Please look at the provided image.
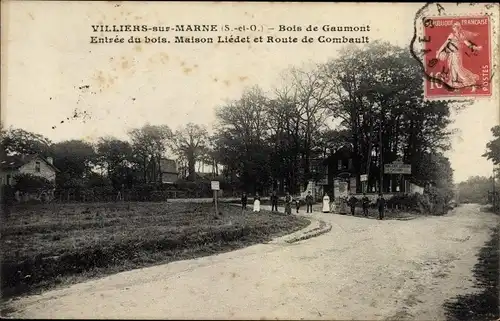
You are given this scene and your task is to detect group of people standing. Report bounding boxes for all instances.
[241,190,386,220]
[241,190,315,215]
[326,193,386,220]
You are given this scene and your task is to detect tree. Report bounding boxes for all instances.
[96,137,134,189]
[1,127,53,157]
[214,86,272,193]
[128,124,172,184]
[52,140,97,188]
[13,173,54,193]
[198,141,220,176]
[276,65,332,185]
[321,41,461,192]
[171,123,209,181]
[483,126,500,165]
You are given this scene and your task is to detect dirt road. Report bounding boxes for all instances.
[3,204,498,320]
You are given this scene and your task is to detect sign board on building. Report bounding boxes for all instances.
[384,160,411,174]
[360,174,368,182]
[211,181,220,190]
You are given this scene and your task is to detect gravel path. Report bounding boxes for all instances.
[3,204,497,320]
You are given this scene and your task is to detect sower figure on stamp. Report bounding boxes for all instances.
[284,192,292,215]
[361,193,370,217]
[376,193,386,220]
[436,21,482,91]
[305,191,313,213]
[270,190,278,212]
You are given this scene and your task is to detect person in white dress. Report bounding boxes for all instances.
[322,193,330,213]
[253,193,261,212]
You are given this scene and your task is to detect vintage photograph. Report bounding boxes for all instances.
[1,2,499,320]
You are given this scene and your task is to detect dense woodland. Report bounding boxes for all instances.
[3,41,499,203]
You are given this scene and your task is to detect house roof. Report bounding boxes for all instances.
[0,154,60,172]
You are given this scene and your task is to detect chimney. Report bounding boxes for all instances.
[46,157,53,165]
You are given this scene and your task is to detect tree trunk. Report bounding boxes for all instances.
[143,156,147,183]
[187,152,196,181]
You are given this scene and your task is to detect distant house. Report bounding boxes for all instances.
[0,154,60,202]
[0,154,59,186]
[159,158,178,184]
[322,144,419,196]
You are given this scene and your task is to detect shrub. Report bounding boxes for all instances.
[425,185,450,215]
[174,179,211,197]
[386,193,431,213]
[385,188,449,215]
[13,174,54,194]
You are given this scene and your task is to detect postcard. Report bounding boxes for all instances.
[1,2,499,320]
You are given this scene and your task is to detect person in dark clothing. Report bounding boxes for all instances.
[348,194,357,216]
[376,193,386,220]
[270,191,278,212]
[361,193,370,217]
[295,197,300,213]
[305,191,313,213]
[241,192,248,210]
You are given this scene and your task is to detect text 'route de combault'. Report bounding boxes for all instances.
[90,24,371,45]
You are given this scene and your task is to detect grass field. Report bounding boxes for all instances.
[0,202,310,300]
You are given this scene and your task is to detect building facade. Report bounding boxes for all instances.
[0,154,58,186]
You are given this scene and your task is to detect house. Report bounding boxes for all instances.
[322,144,419,198]
[0,154,59,186]
[159,158,178,184]
[322,144,358,196]
[0,154,59,202]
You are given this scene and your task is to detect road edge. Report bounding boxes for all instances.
[227,203,332,244]
[285,219,332,243]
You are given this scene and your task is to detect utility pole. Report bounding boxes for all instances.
[493,168,497,212]
[365,121,374,194]
[378,103,385,194]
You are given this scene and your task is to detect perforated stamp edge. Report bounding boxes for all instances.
[412,3,499,103]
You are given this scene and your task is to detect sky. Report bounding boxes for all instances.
[2,2,498,183]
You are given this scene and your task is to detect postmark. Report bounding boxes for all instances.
[410,3,498,101]
[423,16,492,99]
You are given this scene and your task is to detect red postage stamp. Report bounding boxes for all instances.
[423,15,492,99]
